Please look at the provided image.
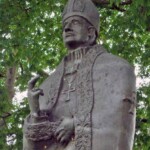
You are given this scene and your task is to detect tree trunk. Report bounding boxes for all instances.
[0,67,16,131]
[5,67,16,101]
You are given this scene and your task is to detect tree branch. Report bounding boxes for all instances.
[110,4,126,12]
[19,63,24,75]
[92,0,133,6]
[0,113,11,128]
[120,0,132,5]
[37,70,49,78]
[92,0,109,5]
[0,73,5,78]
[0,112,11,118]
[92,0,133,12]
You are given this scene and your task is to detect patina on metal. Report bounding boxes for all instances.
[23,0,136,149]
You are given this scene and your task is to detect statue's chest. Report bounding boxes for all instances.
[52,61,80,119]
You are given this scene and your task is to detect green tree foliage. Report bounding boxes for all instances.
[0,0,150,149]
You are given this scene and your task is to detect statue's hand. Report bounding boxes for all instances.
[55,117,74,144]
[28,75,44,117]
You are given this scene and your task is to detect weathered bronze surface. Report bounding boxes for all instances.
[23,0,136,149]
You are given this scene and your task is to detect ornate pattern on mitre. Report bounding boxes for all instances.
[73,0,85,12]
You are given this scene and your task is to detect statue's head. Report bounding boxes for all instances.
[62,0,100,50]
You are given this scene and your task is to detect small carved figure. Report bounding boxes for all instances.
[23,0,136,149]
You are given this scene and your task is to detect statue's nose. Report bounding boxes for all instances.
[64,22,72,32]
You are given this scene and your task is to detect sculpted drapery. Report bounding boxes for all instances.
[23,0,136,149]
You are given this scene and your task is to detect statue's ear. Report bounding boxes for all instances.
[88,26,96,45]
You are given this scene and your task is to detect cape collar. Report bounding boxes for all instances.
[64,44,102,62]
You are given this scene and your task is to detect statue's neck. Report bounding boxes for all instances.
[65,46,89,63]
[63,47,88,75]
[66,44,100,62]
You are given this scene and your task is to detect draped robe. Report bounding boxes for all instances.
[23,45,136,150]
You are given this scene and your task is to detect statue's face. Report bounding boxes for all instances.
[63,16,90,50]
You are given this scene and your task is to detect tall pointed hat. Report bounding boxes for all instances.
[62,0,100,35]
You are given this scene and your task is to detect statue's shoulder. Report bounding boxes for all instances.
[95,46,134,70]
[93,46,135,83]
[93,47,136,94]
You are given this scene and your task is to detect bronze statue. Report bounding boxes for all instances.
[23,0,136,149]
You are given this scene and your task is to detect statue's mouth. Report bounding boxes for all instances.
[65,32,74,37]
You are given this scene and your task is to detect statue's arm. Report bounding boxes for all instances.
[108,61,136,112]
[23,75,58,148]
[92,57,136,149]
[112,63,136,149]
[23,75,74,148]
[27,75,44,122]
[115,63,136,105]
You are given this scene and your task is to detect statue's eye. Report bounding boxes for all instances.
[72,20,80,25]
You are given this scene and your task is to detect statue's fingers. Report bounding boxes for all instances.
[32,88,44,96]
[33,89,43,96]
[60,135,68,144]
[32,88,40,92]
[60,137,65,143]
[55,127,64,136]
[28,75,40,90]
[57,130,65,141]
